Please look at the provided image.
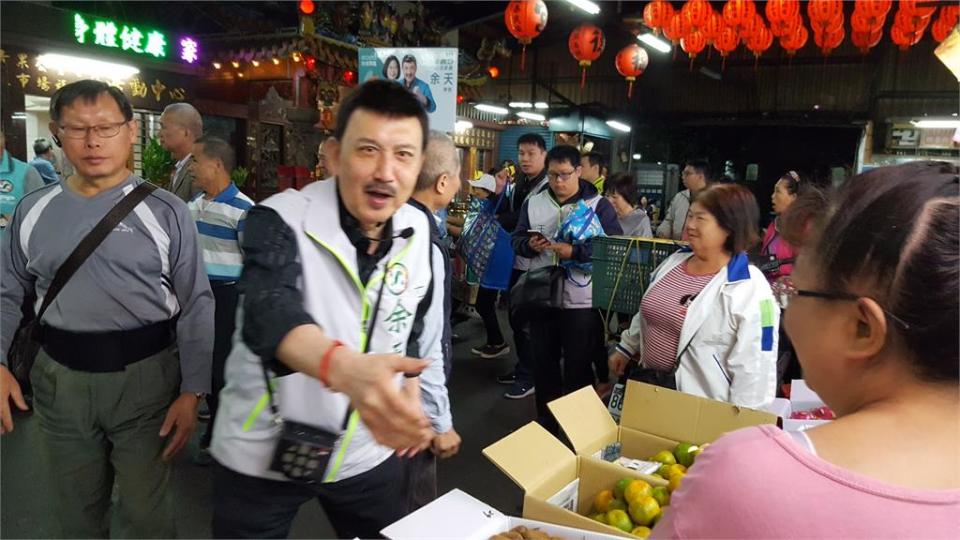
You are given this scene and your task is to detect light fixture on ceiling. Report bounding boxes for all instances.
[231,60,240,68]
[509,101,533,108]
[455,120,474,133]
[638,32,671,54]
[12,112,26,120]
[474,103,509,115]
[518,111,546,121]
[606,120,631,133]
[534,102,549,109]
[632,153,642,160]
[251,60,260,67]
[565,0,601,15]
[911,119,960,129]
[698,67,721,81]
[36,53,139,79]
[237,72,245,78]
[212,61,222,70]
[272,57,280,65]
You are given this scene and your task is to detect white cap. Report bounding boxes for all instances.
[469,173,496,193]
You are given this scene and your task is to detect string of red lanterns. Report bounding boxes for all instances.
[496,0,954,98]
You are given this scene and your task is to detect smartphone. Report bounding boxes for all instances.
[526,230,547,241]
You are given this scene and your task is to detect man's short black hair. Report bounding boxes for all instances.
[517,133,546,151]
[33,138,53,155]
[684,158,710,178]
[195,135,236,173]
[49,79,133,123]
[583,151,606,170]
[402,54,417,66]
[334,79,429,150]
[546,144,581,168]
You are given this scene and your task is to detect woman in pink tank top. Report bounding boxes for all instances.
[653,161,960,538]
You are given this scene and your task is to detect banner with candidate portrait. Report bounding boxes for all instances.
[358,48,458,133]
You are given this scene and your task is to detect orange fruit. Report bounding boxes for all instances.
[668,471,685,493]
[606,509,634,532]
[631,526,652,538]
[628,495,661,527]
[615,477,634,500]
[673,442,699,467]
[649,450,677,465]
[590,512,608,524]
[651,485,671,507]
[624,479,653,505]
[665,464,687,478]
[593,489,615,513]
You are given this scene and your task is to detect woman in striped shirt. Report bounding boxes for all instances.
[610,184,779,408]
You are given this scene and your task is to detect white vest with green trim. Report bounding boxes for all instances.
[211,179,434,483]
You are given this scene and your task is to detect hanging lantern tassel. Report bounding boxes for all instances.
[520,41,529,71]
[626,77,636,98]
[579,60,590,88]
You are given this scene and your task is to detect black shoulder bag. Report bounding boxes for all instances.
[6,182,157,395]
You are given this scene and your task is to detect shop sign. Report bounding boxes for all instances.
[2,48,193,110]
[72,12,200,64]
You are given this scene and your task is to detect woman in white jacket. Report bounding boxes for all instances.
[609,184,779,409]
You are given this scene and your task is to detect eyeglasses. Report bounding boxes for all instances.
[58,121,129,139]
[547,170,576,181]
[773,277,911,331]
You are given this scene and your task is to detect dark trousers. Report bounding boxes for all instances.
[201,282,239,448]
[507,269,534,385]
[530,307,606,435]
[212,456,405,539]
[475,286,505,345]
[402,451,438,513]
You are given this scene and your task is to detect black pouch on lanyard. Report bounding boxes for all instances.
[265,268,389,484]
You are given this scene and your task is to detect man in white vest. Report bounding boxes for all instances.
[511,144,622,435]
[210,80,438,538]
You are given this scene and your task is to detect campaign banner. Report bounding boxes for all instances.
[358,47,457,133]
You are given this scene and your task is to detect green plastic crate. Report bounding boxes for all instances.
[592,236,686,314]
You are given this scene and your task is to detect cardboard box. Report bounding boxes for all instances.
[483,422,667,539]
[783,379,833,431]
[382,488,623,540]
[548,382,778,467]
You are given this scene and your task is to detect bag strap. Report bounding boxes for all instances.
[261,259,390,431]
[490,190,508,214]
[35,181,157,324]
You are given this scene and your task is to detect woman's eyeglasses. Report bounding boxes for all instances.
[773,277,910,331]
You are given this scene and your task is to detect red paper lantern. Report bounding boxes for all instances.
[766,0,799,22]
[681,30,707,67]
[681,0,712,35]
[723,0,757,32]
[890,24,917,50]
[931,15,952,43]
[714,24,740,69]
[643,0,675,35]
[942,5,960,28]
[894,8,932,35]
[900,0,937,20]
[615,44,649,98]
[703,10,724,45]
[568,23,606,88]
[298,0,315,15]
[850,10,875,34]
[766,0,800,36]
[740,13,766,41]
[852,27,884,53]
[505,0,548,70]
[808,0,842,34]
[814,26,845,55]
[854,0,892,28]
[746,25,774,58]
[663,12,686,46]
[487,66,501,79]
[780,23,809,56]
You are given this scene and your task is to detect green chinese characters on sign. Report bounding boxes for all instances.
[74,13,167,58]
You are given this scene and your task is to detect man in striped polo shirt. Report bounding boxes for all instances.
[187,135,253,463]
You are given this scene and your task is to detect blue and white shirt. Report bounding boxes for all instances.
[188,183,254,282]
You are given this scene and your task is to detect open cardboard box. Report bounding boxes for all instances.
[382,488,623,540]
[483,422,667,539]
[547,382,778,467]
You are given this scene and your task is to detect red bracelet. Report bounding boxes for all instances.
[319,340,344,387]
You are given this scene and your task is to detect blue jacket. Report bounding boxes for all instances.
[404,77,436,113]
